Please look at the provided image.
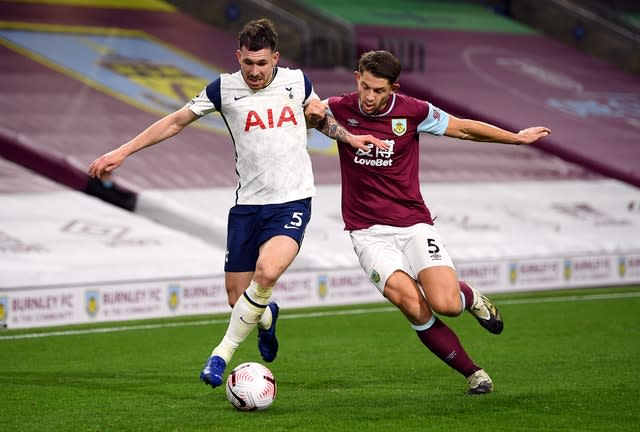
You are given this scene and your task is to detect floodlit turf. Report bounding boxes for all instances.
[1,286,639,431]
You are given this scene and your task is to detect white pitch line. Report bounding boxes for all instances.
[497,291,640,305]
[1,291,638,341]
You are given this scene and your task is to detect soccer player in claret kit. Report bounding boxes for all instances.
[309,50,550,394]
[88,19,385,389]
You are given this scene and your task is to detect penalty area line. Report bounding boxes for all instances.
[1,290,638,341]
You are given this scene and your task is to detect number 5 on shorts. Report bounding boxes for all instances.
[284,212,304,230]
[427,238,440,254]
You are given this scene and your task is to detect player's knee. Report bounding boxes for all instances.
[429,291,463,316]
[383,286,423,322]
[253,266,281,288]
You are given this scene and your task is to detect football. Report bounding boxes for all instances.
[225,362,277,411]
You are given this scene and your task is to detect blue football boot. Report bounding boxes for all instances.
[199,355,226,388]
[258,302,280,362]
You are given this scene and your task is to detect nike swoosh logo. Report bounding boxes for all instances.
[234,95,248,101]
[283,224,300,230]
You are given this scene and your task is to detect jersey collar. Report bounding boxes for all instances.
[358,92,397,117]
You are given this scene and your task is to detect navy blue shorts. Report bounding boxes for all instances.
[224,198,312,272]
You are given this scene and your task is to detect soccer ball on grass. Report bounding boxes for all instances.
[225,362,277,411]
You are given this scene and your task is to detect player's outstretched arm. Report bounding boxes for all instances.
[88,106,199,179]
[444,116,551,145]
[515,126,552,144]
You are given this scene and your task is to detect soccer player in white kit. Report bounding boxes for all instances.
[310,50,551,394]
[88,19,386,389]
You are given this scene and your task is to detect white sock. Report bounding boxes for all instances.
[258,304,272,330]
[212,281,273,363]
[459,291,466,315]
[411,315,436,332]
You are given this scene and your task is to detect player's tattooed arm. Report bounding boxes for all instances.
[316,113,389,152]
[315,113,349,143]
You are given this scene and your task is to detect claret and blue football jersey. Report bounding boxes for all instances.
[327,92,450,231]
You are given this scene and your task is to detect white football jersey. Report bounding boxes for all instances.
[188,67,318,205]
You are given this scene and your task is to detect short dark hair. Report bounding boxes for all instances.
[358,50,401,84]
[238,18,278,52]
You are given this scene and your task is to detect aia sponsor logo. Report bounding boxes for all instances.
[244,106,298,131]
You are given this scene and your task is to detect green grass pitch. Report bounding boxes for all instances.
[1,285,639,431]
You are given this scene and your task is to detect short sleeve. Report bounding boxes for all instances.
[302,73,319,105]
[187,78,221,116]
[417,103,450,135]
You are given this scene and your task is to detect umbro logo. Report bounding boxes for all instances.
[234,95,248,101]
[347,118,359,126]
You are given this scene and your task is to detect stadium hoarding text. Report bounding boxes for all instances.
[2,253,639,329]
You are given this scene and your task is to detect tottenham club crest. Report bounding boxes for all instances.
[392,118,407,136]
